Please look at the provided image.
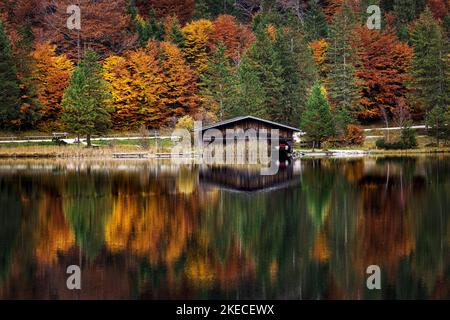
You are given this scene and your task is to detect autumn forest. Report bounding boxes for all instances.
[0,0,449,146]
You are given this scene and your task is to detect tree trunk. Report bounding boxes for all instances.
[86,134,91,147]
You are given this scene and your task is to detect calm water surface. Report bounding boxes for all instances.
[0,156,449,299]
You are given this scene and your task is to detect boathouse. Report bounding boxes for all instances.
[196,116,302,147]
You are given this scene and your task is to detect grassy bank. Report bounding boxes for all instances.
[0,140,174,158]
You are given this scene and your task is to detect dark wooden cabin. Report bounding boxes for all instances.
[196,116,301,146]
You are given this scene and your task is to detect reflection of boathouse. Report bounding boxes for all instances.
[200,164,300,193]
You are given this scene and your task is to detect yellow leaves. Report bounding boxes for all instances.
[182,19,214,75]
[184,253,216,287]
[103,41,199,129]
[309,38,329,78]
[103,48,166,129]
[267,24,277,42]
[104,190,195,267]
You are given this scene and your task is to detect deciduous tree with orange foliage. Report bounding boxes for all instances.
[157,42,200,121]
[32,43,73,130]
[354,27,413,121]
[104,42,199,130]
[3,0,136,59]
[208,15,254,64]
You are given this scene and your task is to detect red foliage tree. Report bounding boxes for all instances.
[354,27,413,121]
[136,0,195,25]
[427,0,449,21]
[1,0,136,60]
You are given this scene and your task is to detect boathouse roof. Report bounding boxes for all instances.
[195,116,302,133]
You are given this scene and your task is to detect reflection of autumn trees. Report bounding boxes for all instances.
[0,178,22,286]
[410,158,450,298]
[1,158,450,299]
[105,190,196,266]
[35,192,74,264]
[355,174,416,292]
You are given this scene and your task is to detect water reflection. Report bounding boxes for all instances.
[0,156,448,299]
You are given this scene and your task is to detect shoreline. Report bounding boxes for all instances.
[0,145,449,159]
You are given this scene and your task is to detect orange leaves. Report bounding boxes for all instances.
[354,27,413,121]
[103,41,199,129]
[32,43,73,130]
[208,15,255,64]
[158,42,200,118]
[309,38,329,79]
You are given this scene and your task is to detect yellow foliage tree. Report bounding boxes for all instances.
[182,19,214,75]
[103,48,167,129]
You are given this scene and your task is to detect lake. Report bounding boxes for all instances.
[0,156,449,299]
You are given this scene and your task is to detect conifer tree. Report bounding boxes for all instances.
[410,8,449,114]
[164,16,185,47]
[202,43,235,120]
[409,8,449,144]
[304,0,329,41]
[62,50,113,146]
[232,60,266,118]
[134,9,165,47]
[326,2,360,134]
[241,24,285,121]
[0,20,19,129]
[15,23,41,129]
[301,83,335,149]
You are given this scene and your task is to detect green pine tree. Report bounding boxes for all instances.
[202,43,236,120]
[193,0,240,20]
[239,14,317,125]
[240,24,285,121]
[301,83,335,149]
[393,0,427,41]
[409,7,449,144]
[304,0,328,41]
[326,2,360,134]
[135,8,164,47]
[15,23,41,129]
[272,27,317,124]
[232,60,266,118]
[0,20,20,129]
[426,105,447,146]
[61,50,113,146]
[394,0,418,24]
[165,16,185,47]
